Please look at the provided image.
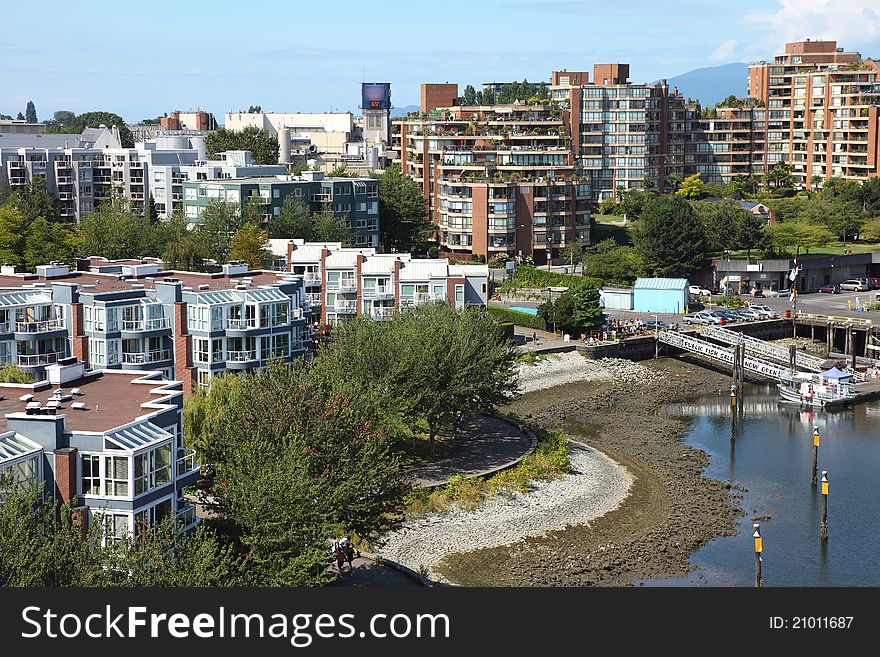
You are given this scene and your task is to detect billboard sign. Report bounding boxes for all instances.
[361,82,391,110]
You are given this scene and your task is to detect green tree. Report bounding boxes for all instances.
[205,126,279,165]
[0,205,29,265]
[25,100,37,123]
[51,110,76,129]
[665,172,682,193]
[860,216,880,241]
[328,164,350,178]
[7,177,57,222]
[633,194,707,277]
[246,105,262,113]
[675,172,705,200]
[463,85,477,105]
[78,197,158,259]
[312,210,355,244]
[229,222,272,269]
[559,243,585,271]
[269,195,313,239]
[582,239,644,285]
[195,201,246,262]
[765,161,795,190]
[23,218,78,270]
[45,111,134,147]
[0,364,34,384]
[377,165,432,252]
[160,216,210,271]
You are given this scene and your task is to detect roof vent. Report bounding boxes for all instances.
[198,284,210,290]
[182,286,194,292]
[130,283,145,289]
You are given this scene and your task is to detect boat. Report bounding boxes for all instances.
[777,368,856,409]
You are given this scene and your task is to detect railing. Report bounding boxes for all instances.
[334,301,357,313]
[291,307,304,320]
[306,293,322,306]
[122,318,171,331]
[121,349,171,364]
[227,350,257,362]
[15,319,64,333]
[326,280,356,292]
[401,293,442,306]
[175,501,197,529]
[362,285,393,298]
[226,318,258,330]
[17,352,63,367]
[311,194,332,202]
[371,307,395,319]
[176,449,199,477]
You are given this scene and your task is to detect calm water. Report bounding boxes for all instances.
[644,383,880,586]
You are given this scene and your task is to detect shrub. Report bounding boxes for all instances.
[499,266,603,293]
[0,365,34,384]
[487,306,546,330]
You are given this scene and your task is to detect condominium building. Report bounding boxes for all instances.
[282,239,489,324]
[687,105,769,184]
[748,40,880,186]
[550,64,692,199]
[0,259,311,392]
[182,171,380,248]
[0,362,200,542]
[392,95,589,263]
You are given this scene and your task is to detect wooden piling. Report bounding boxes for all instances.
[820,471,829,541]
[753,523,763,587]
[811,427,819,487]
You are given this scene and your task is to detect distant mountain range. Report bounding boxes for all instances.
[662,62,750,107]
[391,104,419,117]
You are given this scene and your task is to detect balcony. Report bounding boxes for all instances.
[58,192,73,200]
[291,307,304,320]
[227,350,257,362]
[401,293,442,306]
[57,176,73,184]
[334,301,357,313]
[15,319,64,333]
[121,349,171,364]
[363,285,394,299]
[310,193,332,203]
[371,307,395,320]
[306,293,322,306]
[121,318,171,332]
[326,280,357,293]
[18,352,63,367]
[176,449,199,477]
[175,500,198,530]
[227,318,258,330]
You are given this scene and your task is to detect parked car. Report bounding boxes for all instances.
[645,319,670,330]
[818,284,840,294]
[749,304,779,319]
[689,284,712,296]
[683,311,720,325]
[709,310,740,323]
[736,308,763,321]
[727,309,757,321]
[840,279,869,292]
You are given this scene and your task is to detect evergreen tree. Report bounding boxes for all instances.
[25,100,37,123]
[633,194,707,277]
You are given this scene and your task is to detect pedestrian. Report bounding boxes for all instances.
[532,331,537,344]
[333,540,346,573]
[340,537,355,573]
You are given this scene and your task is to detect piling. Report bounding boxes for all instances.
[820,471,828,540]
[811,427,819,486]
[753,523,763,587]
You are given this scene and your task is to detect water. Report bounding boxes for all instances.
[645,384,880,586]
[508,306,539,316]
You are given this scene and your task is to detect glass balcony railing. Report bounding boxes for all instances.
[176,449,199,477]
[18,352,63,367]
[227,350,257,362]
[15,319,64,333]
[121,318,171,331]
[121,349,171,364]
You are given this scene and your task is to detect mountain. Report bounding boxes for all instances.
[391,104,419,117]
[662,63,749,107]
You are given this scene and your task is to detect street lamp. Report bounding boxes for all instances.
[724,249,731,308]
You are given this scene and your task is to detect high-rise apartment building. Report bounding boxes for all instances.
[550,64,692,200]
[392,96,589,263]
[748,40,880,186]
[687,105,769,184]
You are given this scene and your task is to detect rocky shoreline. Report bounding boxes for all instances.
[436,356,743,586]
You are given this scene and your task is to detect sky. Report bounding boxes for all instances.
[2,0,879,124]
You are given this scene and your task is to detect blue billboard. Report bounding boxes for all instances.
[361,83,391,110]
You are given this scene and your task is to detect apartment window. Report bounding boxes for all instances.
[134,444,173,496]
[187,305,209,332]
[259,304,271,328]
[197,369,212,389]
[134,498,173,537]
[102,514,129,544]
[272,302,289,326]
[336,186,350,196]
[81,455,101,495]
[107,339,120,366]
[89,338,106,367]
[193,338,209,364]
[272,333,290,358]
[104,456,129,496]
[184,188,197,200]
[211,338,223,363]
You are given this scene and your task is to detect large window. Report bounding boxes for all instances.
[187,305,209,332]
[82,454,100,495]
[103,514,129,544]
[133,444,173,496]
[272,302,289,326]
[193,338,209,364]
[134,499,173,537]
[0,455,40,491]
[272,333,290,358]
[104,456,129,496]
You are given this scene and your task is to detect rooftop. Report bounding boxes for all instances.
[0,370,180,435]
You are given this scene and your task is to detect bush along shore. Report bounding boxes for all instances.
[436,357,743,586]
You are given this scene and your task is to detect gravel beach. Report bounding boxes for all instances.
[377,442,633,582]
[437,355,742,586]
[516,351,664,394]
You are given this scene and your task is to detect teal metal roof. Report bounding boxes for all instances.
[633,278,689,291]
[0,291,53,308]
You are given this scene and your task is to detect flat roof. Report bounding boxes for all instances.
[0,371,178,435]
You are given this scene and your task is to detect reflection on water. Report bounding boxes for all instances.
[645,384,880,587]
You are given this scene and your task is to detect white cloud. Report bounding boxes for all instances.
[743,0,880,58]
[710,39,739,63]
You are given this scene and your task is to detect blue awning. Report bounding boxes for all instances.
[822,367,853,381]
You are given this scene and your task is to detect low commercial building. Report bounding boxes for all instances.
[0,362,200,542]
[712,252,878,293]
[282,239,489,324]
[632,278,689,313]
[0,259,312,392]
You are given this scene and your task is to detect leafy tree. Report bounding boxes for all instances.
[582,239,644,285]
[269,195,313,239]
[539,287,602,335]
[23,218,79,270]
[0,205,30,265]
[161,216,210,271]
[824,199,865,243]
[246,105,262,113]
[675,172,705,200]
[377,165,432,252]
[229,222,272,268]
[463,85,477,105]
[195,200,246,262]
[6,177,57,222]
[665,172,682,193]
[205,126,279,165]
[860,217,880,241]
[312,210,355,244]
[559,243,585,271]
[51,110,76,129]
[44,111,134,147]
[146,193,157,223]
[328,164,350,178]
[25,100,37,123]
[0,364,34,384]
[78,197,157,259]
[15,112,24,121]
[633,194,707,277]
[765,221,834,256]
[475,90,484,105]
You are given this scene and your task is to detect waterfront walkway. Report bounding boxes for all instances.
[330,555,420,587]
[406,414,535,488]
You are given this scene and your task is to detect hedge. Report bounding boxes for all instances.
[488,306,547,330]
[499,266,603,293]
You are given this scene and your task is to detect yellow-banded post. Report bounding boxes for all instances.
[821,471,829,540]
[811,427,820,487]
[730,383,737,409]
[753,523,763,587]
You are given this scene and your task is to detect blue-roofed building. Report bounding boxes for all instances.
[0,361,200,542]
[633,278,689,314]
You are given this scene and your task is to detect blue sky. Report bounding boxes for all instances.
[2,0,878,123]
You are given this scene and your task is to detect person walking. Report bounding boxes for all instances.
[532,331,537,345]
[333,540,347,573]
[340,537,355,573]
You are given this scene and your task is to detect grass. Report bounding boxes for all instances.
[727,240,880,260]
[403,426,571,516]
[590,217,634,246]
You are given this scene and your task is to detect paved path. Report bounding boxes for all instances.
[406,414,534,488]
[330,556,419,587]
